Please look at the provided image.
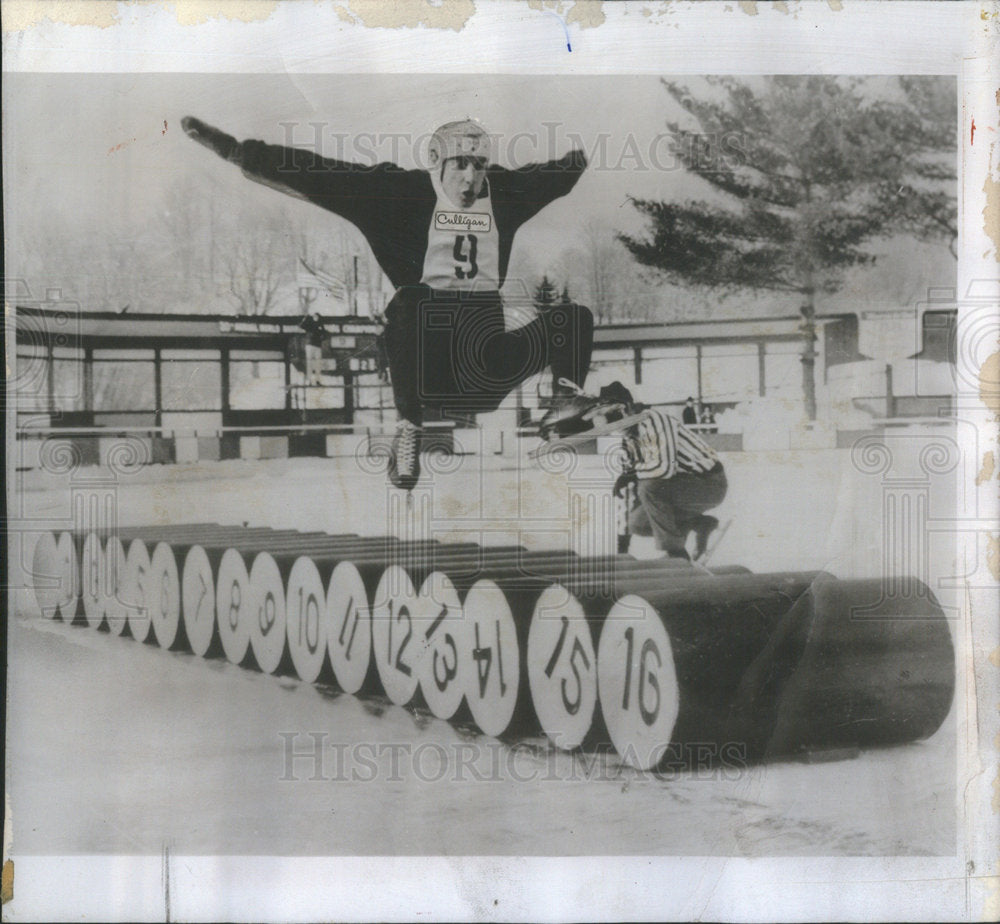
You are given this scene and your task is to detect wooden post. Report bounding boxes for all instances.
[220,348,231,412]
[153,348,163,428]
[46,339,55,416]
[800,294,818,421]
[343,371,355,422]
[284,344,293,411]
[83,347,95,416]
[695,344,703,405]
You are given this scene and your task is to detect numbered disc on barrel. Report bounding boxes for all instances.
[413,572,466,720]
[181,545,216,657]
[216,549,253,665]
[101,536,129,636]
[55,531,80,622]
[597,594,680,770]
[371,565,420,705]
[526,583,597,750]
[31,531,60,618]
[248,553,287,674]
[148,542,181,649]
[326,562,372,694]
[462,579,520,737]
[286,557,328,683]
[122,540,153,641]
[80,533,104,628]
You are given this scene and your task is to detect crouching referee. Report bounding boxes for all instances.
[602,382,728,561]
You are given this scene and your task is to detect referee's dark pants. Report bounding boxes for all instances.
[629,464,728,557]
[383,285,594,426]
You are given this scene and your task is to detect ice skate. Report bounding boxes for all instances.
[690,515,720,562]
[388,419,422,491]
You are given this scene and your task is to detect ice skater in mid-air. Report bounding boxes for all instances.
[181,115,594,490]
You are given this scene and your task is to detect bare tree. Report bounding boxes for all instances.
[551,219,661,323]
[158,175,213,301]
[579,219,617,323]
[291,216,387,317]
[220,203,295,316]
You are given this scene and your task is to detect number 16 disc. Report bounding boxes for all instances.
[597,595,679,771]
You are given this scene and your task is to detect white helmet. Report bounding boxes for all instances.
[427,119,492,168]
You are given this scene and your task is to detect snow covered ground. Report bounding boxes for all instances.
[5,436,962,865]
[6,608,955,858]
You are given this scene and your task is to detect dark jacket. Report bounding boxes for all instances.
[237,140,588,289]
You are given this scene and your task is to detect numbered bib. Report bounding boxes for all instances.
[421,174,500,290]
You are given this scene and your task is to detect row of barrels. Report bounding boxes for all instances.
[30,523,956,771]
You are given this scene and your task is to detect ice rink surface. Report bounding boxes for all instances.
[6,436,961,857]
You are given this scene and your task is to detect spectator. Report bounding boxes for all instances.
[700,403,717,431]
[299,313,326,387]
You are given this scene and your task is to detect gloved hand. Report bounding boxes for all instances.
[613,470,637,499]
[181,116,241,164]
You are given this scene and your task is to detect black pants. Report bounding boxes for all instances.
[629,464,728,556]
[383,285,594,426]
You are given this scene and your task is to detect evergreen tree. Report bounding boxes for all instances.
[619,76,956,419]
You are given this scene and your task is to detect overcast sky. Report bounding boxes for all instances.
[4,73,956,313]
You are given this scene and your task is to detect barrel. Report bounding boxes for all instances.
[591,572,824,770]
[120,538,154,641]
[164,534,406,662]
[453,555,740,744]
[30,531,62,619]
[763,575,955,758]
[101,535,129,636]
[145,532,373,654]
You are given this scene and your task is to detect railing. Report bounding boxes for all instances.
[876,416,957,428]
[14,421,456,440]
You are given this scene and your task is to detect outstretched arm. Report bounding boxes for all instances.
[182,116,241,162]
[181,115,408,219]
[492,148,588,224]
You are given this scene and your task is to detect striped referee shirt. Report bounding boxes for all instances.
[623,408,720,480]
